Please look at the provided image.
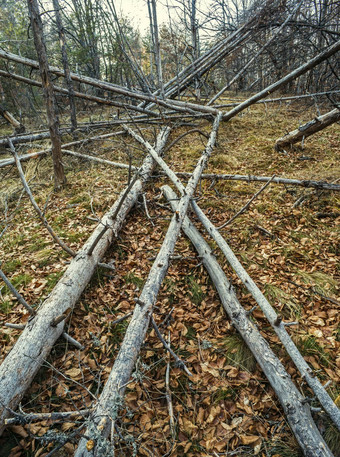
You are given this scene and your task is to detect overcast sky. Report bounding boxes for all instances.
[116,0,170,35]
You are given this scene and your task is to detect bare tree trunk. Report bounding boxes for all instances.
[0,69,157,116]
[163,185,333,457]
[27,0,66,189]
[275,108,340,151]
[52,0,77,131]
[0,128,170,437]
[150,0,164,97]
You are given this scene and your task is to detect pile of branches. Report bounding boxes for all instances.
[0,0,339,456]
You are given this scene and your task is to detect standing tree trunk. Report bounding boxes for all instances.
[27,0,66,189]
[52,0,77,131]
[150,0,164,97]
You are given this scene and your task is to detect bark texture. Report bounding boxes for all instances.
[275,108,340,151]
[27,0,66,189]
[0,128,170,436]
[163,185,333,457]
[73,114,221,457]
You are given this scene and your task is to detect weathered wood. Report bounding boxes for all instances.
[27,0,66,189]
[126,134,340,430]
[213,90,340,108]
[0,49,216,116]
[190,197,340,431]
[0,70,157,116]
[0,127,170,436]
[61,149,137,171]
[175,172,340,191]
[163,185,333,457]
[0,104,25,133]
[5,408,92,425]
[73,113,221,456]
[223,39,340,121]
[275,108,340,151]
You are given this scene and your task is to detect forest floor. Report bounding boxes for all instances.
[0,96,339,457]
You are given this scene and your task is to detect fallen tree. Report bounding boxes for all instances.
[0,127,170,435]
[0,104,25,133]
[0,49,217,116]
[73,113,222,456]
[175,172,340,191]
[126,131,340,431]
[275,108,340,151]
[223,39,340,121]
[0,69,157,116]
[163,185,333,457]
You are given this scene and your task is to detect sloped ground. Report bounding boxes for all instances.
[0,99,339,456]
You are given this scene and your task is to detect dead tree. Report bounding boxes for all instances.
[275,108,340,151]
[126,130,340,431]
[0,104,25,133]
[223,39,340,121]
[208,0,303,105]
[27,0,66,189]
[163,185,333,457]
[0,127,170,436]
[52,0,77,130]
[73,114,222,456]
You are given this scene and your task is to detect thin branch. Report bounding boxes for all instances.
[8,138,75,257]
[218,175,276,229]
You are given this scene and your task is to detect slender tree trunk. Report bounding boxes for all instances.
[52,0,77,131]
[27,0,66,189]
[151,0,164,97]
[163,185,333,457]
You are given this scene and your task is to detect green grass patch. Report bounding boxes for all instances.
[223,333,257,372]
[45,271,64,293]
[296,335,331,367]
[124,272,145,290]
[187,275,204,306]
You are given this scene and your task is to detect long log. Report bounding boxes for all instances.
[0,127,170,436]
[0,130,129,168]
[175,172,340,191]
[223,39,340,121]
[163,185,333,457]
[213,90,340,108]
[73,113,222,456]
[0,69,156,116]
[275,108,340,151]
[125,134,340,430]
[0,49,217,116]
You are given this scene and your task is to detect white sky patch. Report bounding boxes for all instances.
[116,0,170,35]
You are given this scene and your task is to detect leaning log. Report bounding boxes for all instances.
[275,108,340,151]
[223,39,340,121]
[0,127,170,436]
[163,185,332,457]
[0,104,25,133]
[73,113,222,456]
[0,70,156,116]
[0,49,216,116]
